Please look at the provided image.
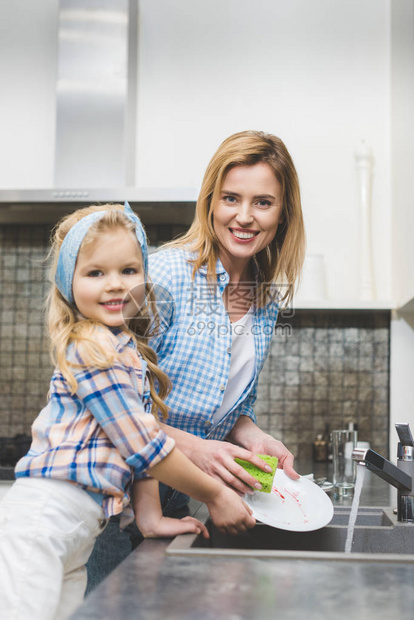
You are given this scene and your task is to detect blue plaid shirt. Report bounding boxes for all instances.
[149,248,279,441]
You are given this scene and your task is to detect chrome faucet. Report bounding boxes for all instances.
[351,423,414,523]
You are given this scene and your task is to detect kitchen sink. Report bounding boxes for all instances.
[329,506,393,526]
[166,507,414,562]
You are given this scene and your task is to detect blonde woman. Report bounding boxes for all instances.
[87,130,306,590]
[0,203,255,620]
[151,130,305,487]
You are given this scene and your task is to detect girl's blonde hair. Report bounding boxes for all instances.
[167,130,305,305]
[47,203,170,420]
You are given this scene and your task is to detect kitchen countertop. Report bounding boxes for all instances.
[72,463,414,620]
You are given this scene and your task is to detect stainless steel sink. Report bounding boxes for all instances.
[167,507,414,562]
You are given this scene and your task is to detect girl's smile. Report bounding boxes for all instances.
[213,162,284,276]
[99,299,129,311]
[72,228,145,327]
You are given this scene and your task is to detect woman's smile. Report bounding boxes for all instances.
[229,227,260,242]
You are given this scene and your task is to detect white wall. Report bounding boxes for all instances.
[391,0,414,309]
[135,0,392,303]
[0,0,59,188]
[389,1,414,444]
[0,0,396,305]
[390,312,414,457]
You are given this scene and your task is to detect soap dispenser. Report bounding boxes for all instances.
[313,433,328,462]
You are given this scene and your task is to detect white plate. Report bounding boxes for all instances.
[245,470,334,532]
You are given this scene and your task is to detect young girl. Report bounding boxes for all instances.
[0,202,255,620]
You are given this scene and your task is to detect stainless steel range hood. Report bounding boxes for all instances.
[54,0,131,188]
[0,187,197,226]
[0,0,197,224]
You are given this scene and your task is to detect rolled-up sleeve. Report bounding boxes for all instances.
[234,376,258,423]
[74,361,175,477]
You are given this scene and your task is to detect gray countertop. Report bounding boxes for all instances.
[73,465,414,620]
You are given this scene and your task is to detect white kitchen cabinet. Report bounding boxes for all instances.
[0,1,59,188]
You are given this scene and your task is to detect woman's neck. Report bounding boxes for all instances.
[219,252,253,285]
[219,253,255,322]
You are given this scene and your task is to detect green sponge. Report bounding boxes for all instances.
[234,454,278,493]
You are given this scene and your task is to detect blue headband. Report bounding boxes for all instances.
[55,201,148,304]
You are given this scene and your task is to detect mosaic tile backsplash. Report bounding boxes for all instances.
[0,224,390,462]
[256,310,390,459]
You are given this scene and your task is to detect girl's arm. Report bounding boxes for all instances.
[148,446,256,535]
[132,478,209,539]
[72,344,255,534]
[73,356,176,477]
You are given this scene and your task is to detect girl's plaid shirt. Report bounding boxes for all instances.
[15,327,175,524]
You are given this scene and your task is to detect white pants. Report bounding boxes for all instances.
[0,477,107,620]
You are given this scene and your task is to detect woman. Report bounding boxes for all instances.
[86,130,305,590]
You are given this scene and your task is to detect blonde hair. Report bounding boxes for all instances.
[166,130,305,305]
[47,203,170,420]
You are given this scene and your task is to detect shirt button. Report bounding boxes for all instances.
[220,274,226,281]
[220,384,226,391]
[226,347,231,354]
[205,420,212,428]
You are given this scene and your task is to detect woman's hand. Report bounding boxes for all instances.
[246,435,299,481]
[187,437,281,495]
[159,418,299,495]
[226,416,300,482]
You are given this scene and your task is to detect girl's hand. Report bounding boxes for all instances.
[140,515,209,539]
[148,448,255,534]
[133,477,209,540]
[206,485,256,535]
